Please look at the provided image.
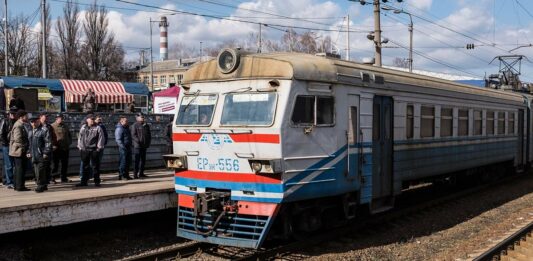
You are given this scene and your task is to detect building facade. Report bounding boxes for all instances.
[137,57,208,91]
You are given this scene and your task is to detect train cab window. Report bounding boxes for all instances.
[406,105,414,139]
[291,95,334,126]
[441,108,453,137]
[508,112,515,135]
[497,112,505,135]
[221,93,277,126]
[176,94,217,126]
[474,110,482,136]
[421,106,435,138]
[487,111,495,135]
[458,109,469,136]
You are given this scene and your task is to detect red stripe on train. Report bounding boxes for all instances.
[177,194,278,216]
[175,170,282,184]
[172,133,280,144]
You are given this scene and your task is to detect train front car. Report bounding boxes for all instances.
[166,49,289,248]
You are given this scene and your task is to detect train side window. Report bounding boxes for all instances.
[406,105,414,139]
[458,109,469,136]
[291,95,334,126]
[317,97,334,125]
[291,96,314,125]
[441,108,453,137]
[420,106,434,138]
[474,110,482,136]
[508,112,515,135]
[487,111,494,135]
[497,112,505,135]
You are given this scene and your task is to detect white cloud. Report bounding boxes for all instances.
[409,0,432,11]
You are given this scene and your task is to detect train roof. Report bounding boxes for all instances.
[183,51,525,104]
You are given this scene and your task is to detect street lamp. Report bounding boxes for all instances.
[382,6,413,72]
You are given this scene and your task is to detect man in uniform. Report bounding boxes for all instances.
[51,114,72,183]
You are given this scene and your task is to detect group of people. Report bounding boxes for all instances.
[0,109,153,193]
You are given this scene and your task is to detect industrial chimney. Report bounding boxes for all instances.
[159,16,169,61]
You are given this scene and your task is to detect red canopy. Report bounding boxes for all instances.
[60,79,134,104]
[153,86,180,98]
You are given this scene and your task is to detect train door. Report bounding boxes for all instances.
[372,96,393,202]
[346,94,360,179]
[518,109,525,168]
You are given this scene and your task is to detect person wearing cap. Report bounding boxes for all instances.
[9,110,30,191]
[51,113,72,183]
[9,94,25,111]
[77,114,105,187]
[115,116,132,180]
[0,107,18,188]
[131,113,151,179]
[28,116,52,193]
[39,113,57,184]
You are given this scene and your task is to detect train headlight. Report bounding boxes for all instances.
[251,162,263,172]
[217,48,240,74]
[249,159,282,174]
[163,154,188,170]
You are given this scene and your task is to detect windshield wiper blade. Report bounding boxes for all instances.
[223,87,252,95]
[183,90,201,111]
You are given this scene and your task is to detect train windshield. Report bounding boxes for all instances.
[221,93,277,126]
[176,94,217,126]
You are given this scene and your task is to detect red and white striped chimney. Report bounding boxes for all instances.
[159,16,169,61]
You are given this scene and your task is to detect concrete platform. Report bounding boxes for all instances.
[0,169,176,234]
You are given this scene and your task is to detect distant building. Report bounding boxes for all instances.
[137,57,210,91]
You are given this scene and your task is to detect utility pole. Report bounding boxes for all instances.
[258,23,262,53]
[41,0,47,78]
[4,0,7,76]
[149,17,154,92]
[373,0,382,67]
[408,15,413,72]
[346,15,350,61]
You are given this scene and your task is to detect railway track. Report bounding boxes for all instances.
[122,174,529,261]
[121,241,213,261]
[471,218,533,261]
[234,175,529,261]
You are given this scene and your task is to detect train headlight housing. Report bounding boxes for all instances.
[248,159,282,174]
[217,48,241,74]
[163,154,188,170]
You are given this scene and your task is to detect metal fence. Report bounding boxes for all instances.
[0,112,173,179]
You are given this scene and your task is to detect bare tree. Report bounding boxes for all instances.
[168,42,198,59]
[0,14,37,76]
[56,0,81,79]
[81,2,123,80]
[393,57,409,68]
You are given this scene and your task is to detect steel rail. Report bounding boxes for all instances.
[121,241,212,261]
[472,220,533,261]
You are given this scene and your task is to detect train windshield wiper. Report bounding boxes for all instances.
[223,87,252,95]
[183,90,201,111]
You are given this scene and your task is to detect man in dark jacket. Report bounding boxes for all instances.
[39,113,57,184]
[131,113,151,179]
[9,110,30,191]
[115,116,132,180]
[51,114,72,183]
[28,116,52,193]
[0,107,18,188]
[76,114,105,187]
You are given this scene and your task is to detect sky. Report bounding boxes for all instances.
[5,0,533,81]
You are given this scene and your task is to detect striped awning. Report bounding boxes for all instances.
[60,79,134,104]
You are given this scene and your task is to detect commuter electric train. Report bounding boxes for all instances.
[164,48,530,248]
